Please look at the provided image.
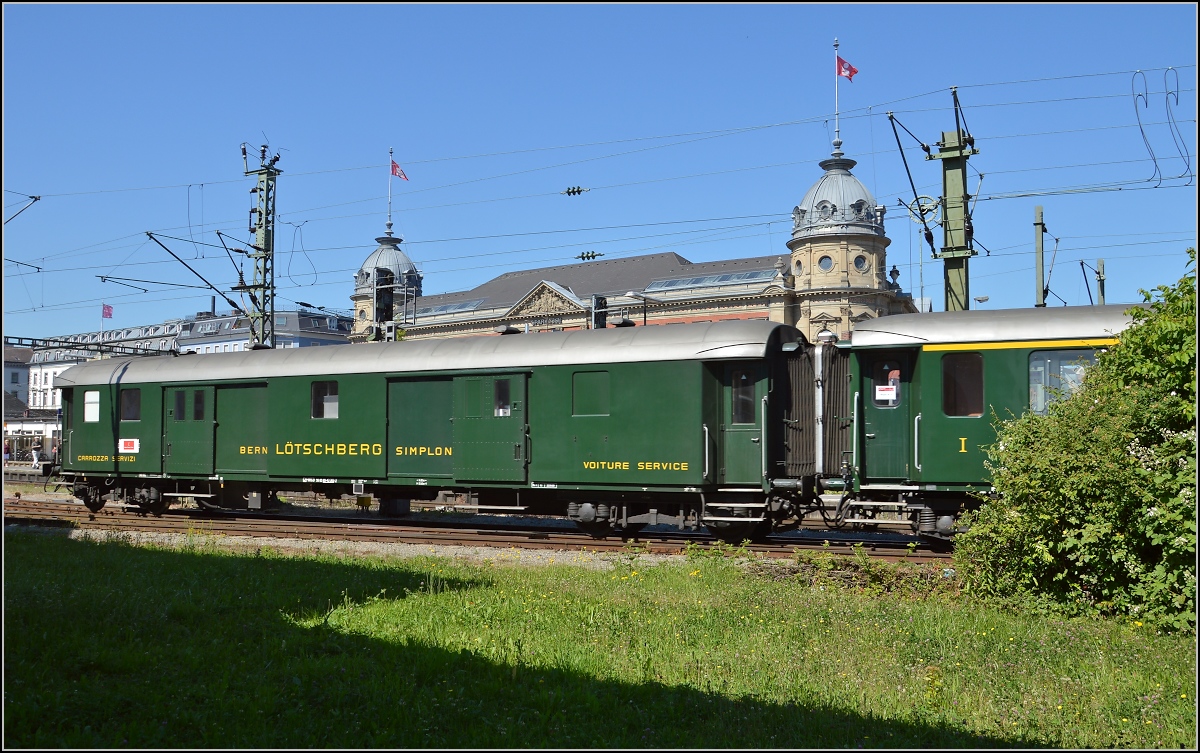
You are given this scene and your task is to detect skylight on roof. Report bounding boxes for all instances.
[415,299,486,316]
[644,269,777,292]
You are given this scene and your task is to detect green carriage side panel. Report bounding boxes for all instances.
[912,345,1047,487]
[63,385,119,474]
[113,384,163,475]
[720,362,767,486]
[858,348,918,481]
[388,378,453,479]
[527,361,705,487]
[452,373,528,482]
[164,385,215,476]
[214,384,270,477]
[266,374,387,479]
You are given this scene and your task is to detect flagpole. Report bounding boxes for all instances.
[833,37,840,146]
[387,147,394,233]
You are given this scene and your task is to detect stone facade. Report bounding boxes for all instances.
[353,140,917,343]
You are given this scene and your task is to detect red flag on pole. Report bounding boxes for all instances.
[390,160,409,181]
[102,303,113,319]
[836,55,859,82]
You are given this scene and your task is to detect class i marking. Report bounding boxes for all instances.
[959,438,968,453]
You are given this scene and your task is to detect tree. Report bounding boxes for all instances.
[954,249,1196,632]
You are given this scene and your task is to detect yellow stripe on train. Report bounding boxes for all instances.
[923,338,1118,352]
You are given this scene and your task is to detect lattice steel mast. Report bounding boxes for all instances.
[237,144,282,348]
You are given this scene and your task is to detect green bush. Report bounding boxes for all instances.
[955,249,1196,633]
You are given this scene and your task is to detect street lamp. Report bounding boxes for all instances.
[973,295,989,306]
[624,291,663,326]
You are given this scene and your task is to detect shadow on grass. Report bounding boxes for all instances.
[4,528,1024,748]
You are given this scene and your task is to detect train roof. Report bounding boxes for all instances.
[850,304,1142,348]
[55,319,803,387]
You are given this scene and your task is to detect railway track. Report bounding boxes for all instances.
[2,497,950,563]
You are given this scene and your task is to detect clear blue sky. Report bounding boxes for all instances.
[3,3,1196,339]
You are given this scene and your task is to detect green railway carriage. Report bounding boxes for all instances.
[843,304,1138,538]
[54,320,841,540]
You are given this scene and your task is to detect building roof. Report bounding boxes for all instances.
[57,319,803,385]
[355,233,420,295]
[4,390,55,420]
[791,141,885,240]
[4,346,33,365]
[414,252,787,316]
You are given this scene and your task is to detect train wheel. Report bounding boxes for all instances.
[704,520,761,544]
[144,495,170,516]
[575,521,612,539]
[81,491,106,513]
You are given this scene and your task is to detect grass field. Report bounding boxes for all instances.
[4,527,1195,748]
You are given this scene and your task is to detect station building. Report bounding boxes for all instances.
[350,138,919,343]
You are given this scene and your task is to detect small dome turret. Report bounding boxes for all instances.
[791,139,886,240]
[354,223,422,297]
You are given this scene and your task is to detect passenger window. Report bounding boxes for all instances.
[494,379,511,417]
[872,362,902,407]
[193,390,205,421]
[311,381,339,419]
[120,389,141,421]
[731,370,756,424]
[1029,349,1095,415]
[174,391,186,421]
[943,353,984,417]
[84,390,100,423]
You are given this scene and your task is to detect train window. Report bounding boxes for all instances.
[872,362,902,407]
[311,381,339,419]
[942,353,984,417]
[84,390,100,422]
[193,390,205,421]
[174,391,186,421]
[573,371,610,416]
[120,389,141,421]
[1029,349,1095,415]
[731,370,756,424]
[494,379,512,417]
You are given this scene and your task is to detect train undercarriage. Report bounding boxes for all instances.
[69,473,970,544]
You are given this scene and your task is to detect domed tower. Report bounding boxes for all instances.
[349,220,423,342]
[786,138,913,341]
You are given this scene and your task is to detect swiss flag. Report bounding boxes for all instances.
[837,55,859,82]
[391,160,409,180]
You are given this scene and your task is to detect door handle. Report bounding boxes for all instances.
[750,437,760,443]
[865,433,876,439]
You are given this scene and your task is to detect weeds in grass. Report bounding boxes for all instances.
[3,529,1194,749]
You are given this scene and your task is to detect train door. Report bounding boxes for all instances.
[452,374,528,482]
[388,378,454,480]
[861,352,913,480]
[164,385,215,476]
[721,363,766,486]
